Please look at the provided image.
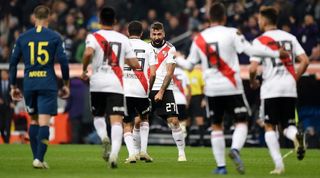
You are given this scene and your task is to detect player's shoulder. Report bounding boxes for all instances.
[165,41,176,51]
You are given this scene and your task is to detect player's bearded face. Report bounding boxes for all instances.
[151,29,165,45]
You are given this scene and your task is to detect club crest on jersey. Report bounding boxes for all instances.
[162,51,168,58]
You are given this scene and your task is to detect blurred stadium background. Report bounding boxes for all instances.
[0,0,319,148]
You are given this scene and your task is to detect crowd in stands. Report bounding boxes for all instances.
[0,0,319,64]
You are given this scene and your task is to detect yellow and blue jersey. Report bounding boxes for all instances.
[9,26,69,91]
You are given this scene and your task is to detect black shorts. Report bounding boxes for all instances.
[90,92,124,116]
[123,97,151,123]
[262,97,296,128]
[149,90,178,119]
[177,105,188,121]
[188,95,206,118]
[207,94,249,124]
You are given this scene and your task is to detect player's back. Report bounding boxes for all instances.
[192,26,243,96]
[251,29,305,99]
[17,27,65,91]
[124,38,156,98]
[86,29,135,94]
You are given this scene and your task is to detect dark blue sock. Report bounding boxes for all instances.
[36,126,49,162]
[28,125,39,159]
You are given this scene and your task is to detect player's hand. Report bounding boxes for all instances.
[59,86,70,99]
[279,47,289,59]
[80,71,89,82]
[154,90,164,102]
[201,98,207,108]
[10,88,23,101]
[250,79,260,90]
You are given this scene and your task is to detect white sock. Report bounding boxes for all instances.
[140,122,149,153]
[265,131,284,169]
[171,126,186,156]
[211,131,226,167]
[133,127,141,154]
[93,117,108,140]
[124,132,135,157]
[231,123,248,151]
[110,123,123,158]
[283,125,298,141]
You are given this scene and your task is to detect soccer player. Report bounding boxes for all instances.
[9,5,70,169]
[249,6,309,174]
[123,20,156,163]
[172,66,191,139]
[81,7,140,168]
[175,2,289,174]
[149,22,187,162]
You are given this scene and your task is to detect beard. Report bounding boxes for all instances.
[151,39,165,48]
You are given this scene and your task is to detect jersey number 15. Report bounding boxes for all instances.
[28,41,49,65]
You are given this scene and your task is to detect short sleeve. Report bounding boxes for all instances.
[85,34,97,49]
[166,46,176,64]
[233,30,251,54]
[249,39,263,63]
[187,41,201,64]
[292,37,305,56]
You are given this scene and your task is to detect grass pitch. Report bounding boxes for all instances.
[0,144,319,178]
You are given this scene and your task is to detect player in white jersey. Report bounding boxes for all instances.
[173,67,191,138]
[148,22,187,162]
[123,21,156,163]
[249,7,309,175]
[81,7,140,169]
[175,3,290,175]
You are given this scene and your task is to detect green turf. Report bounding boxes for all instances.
[0,144,319,178]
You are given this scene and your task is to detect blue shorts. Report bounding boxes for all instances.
[24,90,58,115]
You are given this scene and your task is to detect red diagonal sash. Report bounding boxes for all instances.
[195,34,237,87]
[173,75,185,95]
[93,33,123,86]
[258,36,296,79]
[156,44,171,70]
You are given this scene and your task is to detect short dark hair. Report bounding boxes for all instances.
[209,3,226,22]
[259,6,278,25]
[128,21,143,36]
[150,21,164,31]
[100,7,116,26]
[33,5,50,19]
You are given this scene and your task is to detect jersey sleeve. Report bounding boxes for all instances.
[148,46,157,66]
[85,33,98,49]
[166,46,176,64]
[249,39,263,63]
[292,36,306,56]
[187,41,201,65]
[56,37,70,81]
[125,38,136,59]
[9,38,22,86]
[233,29,250,53]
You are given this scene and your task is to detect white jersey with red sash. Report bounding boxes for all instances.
[250,29,305,99]
[173,67,190,105]
[85,30,136,94]
[124,39,157,98]
[150,42,176,91]
[187,26,248,97]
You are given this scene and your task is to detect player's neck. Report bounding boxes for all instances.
[129,35,141,39]
[101,25,113,30]
[264,25,277,31]
[35,20,48,28]
[210,22,223,27]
